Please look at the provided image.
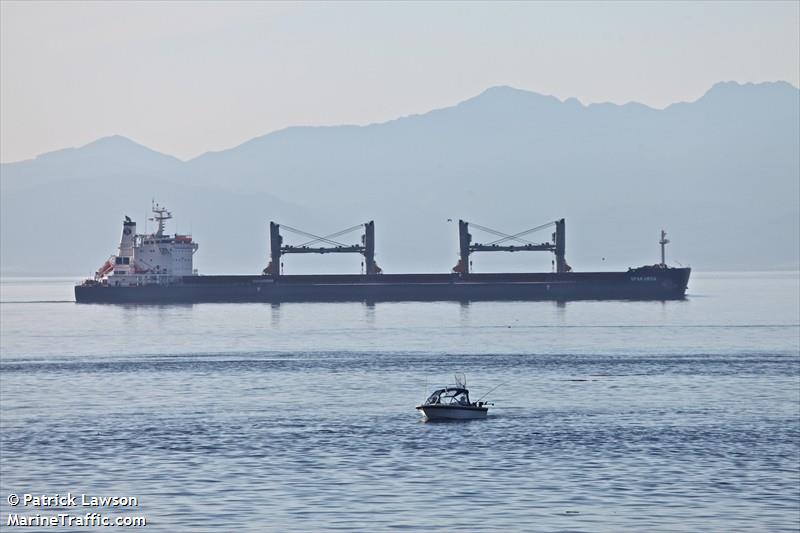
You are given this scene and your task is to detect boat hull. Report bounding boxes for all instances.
[74,268,690,304]
[416,405,489,420]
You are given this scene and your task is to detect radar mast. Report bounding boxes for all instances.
[659,230,670,266]
[150,201,172,237]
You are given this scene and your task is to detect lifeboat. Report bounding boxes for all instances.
[95,258,114,279]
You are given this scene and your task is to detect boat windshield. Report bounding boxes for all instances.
[425,388,471,406]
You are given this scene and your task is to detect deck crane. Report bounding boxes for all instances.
[453,219,569,274]
[263,221,380,276]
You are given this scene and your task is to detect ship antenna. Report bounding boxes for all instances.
[659,230,670,266]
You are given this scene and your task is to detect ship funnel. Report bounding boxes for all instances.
[119,216,136,258]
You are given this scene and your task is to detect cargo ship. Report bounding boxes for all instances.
[74,203,690,304]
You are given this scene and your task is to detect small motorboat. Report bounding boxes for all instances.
[416,374,491,420]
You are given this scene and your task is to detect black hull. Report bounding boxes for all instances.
[74,267,691,304]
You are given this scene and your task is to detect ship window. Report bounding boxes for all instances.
[115,257,123,264]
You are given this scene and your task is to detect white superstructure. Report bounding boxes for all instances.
[94,203,198,286]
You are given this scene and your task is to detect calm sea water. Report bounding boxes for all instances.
[1,272,798,532]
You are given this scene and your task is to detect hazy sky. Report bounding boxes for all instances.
[1,1,798,163]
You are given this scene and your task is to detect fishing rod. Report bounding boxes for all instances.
[477,381,507,403]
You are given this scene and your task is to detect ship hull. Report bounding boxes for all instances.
[74,268,691,304]
[416,405,489,420]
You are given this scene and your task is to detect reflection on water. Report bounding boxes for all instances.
[0,272,798,532]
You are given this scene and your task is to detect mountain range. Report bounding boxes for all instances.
[2,81,798,276]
